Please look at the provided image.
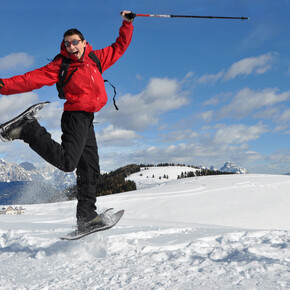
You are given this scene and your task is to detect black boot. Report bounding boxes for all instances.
[0,118,34,141]
[77,212,106,232]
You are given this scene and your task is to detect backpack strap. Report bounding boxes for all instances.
[54,54,78,99]
[88,51,102,74]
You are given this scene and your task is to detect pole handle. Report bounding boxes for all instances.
[120,11,136,20]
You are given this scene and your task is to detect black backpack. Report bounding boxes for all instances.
[54,51,118,110]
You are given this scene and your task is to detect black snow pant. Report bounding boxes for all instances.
[21,111,100,224]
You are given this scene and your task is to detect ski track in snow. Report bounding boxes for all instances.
[0,173,290,289]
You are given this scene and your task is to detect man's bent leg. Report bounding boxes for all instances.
[20,111,92,172]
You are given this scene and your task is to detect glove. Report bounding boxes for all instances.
[0,79,4,89]
[120,11,135,22]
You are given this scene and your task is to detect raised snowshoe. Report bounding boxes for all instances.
[61,208,125,240]
[0,101,50,142]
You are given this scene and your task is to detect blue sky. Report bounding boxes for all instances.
[0,0,289,174]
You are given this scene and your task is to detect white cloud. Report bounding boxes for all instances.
[193,53,276,86]
[97,121,269,172]
[0,93,39,122]
[183,71,194,80]
[224,52,276,80]
[279,108,290,122]
[97,124,140,146]
[197,70,224,85]
[98,139,262,173]
[0,140,47,166]
[217,88,290,119]
[213,123,268,145]
[160,129,199,143]
[197,111,213,122]
[203,97,220,106]
[269,149,290,164]
[0,52,34,71]
[253,107,280,120]
[40,101,63,129]
[97,77,189,131]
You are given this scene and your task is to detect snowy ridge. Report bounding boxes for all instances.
[0,159,75,190]
[0,174,289,288]
[127,165,200,189]
[0,159,33,182]
[37,164,76,190]
[220,162,248,174]
[126,164,247,190]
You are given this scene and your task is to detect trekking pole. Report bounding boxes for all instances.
[122,12,249,21]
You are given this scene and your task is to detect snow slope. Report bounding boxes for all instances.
[0,174,290,289]
[127,165,199,189]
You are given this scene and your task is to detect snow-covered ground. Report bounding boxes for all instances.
[0,173,290,289]
[127,165,200,189]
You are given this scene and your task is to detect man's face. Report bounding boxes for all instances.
[64,34,86,59]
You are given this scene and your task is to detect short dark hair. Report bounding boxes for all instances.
[63,29,85,41]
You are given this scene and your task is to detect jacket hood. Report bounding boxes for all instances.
[60,41,93,62]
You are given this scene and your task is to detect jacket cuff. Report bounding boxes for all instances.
[122,20,133,26]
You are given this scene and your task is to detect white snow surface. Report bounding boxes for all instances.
[0,173,290,289]
[127,166,199,189]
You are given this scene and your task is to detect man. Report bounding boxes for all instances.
[0,11,134,231]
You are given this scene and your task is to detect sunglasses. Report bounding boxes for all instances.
[64,39,82,48]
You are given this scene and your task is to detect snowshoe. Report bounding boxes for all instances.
[61,209,125,240]
[0,101,50,142]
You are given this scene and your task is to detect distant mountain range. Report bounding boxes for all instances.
[0,158,249,188]
[0,158,249,205]
[0,158,76,189]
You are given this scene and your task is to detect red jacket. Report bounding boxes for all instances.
[1,21,133,113]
